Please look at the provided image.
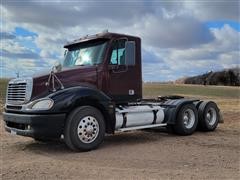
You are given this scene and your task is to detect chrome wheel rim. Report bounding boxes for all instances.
[206,107,217,126]
[183,109,195,129]
[77,116,99,143]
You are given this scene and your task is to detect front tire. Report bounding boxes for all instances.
[64,106,105,151]
[173,104,198,135]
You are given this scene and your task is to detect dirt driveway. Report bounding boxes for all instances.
[1,110,240,180]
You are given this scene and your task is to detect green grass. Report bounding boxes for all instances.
[0,79,9,100]
[143,83,240,99]
[0,79,9,113]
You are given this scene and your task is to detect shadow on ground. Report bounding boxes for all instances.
[22,128,171,154]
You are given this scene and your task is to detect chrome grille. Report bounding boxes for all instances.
[6,78,33,105]
[7,83,27,102]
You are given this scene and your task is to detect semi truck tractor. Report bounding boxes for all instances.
[3,32,222,151]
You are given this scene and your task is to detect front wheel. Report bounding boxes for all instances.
[64,106,105,151]
[173,104,198,135]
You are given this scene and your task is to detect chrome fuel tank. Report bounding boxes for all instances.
[115,105,165,130]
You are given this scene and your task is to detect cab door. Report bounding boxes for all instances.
[108,39,139,103]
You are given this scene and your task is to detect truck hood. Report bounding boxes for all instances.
[31,66,98,100]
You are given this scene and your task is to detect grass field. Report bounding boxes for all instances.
[0,79,8,100]
[1,79,240,179]
[1,79,239,113]
[143,83,240,114]
[143,83,240,99]
[0,79,9,112]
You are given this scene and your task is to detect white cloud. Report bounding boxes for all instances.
[1,1,239,80]
[134,14,214,49]
[219,51,240,68]
[183,1,239,21]
[210,24,240,52]
[141,25,239,81]
[2,39,28,53]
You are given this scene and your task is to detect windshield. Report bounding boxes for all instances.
[63,40,108,67]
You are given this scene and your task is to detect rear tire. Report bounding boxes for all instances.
[173,104,198,135]
[198,101,219,131]
[64,106,105,151]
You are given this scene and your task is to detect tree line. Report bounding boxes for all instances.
[184,68,240,86]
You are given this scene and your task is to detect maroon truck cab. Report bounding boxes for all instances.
[32,32,142,103]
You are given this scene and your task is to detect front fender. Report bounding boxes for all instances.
[48,86,115,134]
[11,87,112,114]
[48,86,112,113]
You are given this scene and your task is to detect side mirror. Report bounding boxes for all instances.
[125,41,135,65]
[64,49,68,57]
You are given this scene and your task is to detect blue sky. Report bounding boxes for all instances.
[1,0,239,81]
[206,21,240,31]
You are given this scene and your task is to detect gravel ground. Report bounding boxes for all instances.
[1,110,240,180]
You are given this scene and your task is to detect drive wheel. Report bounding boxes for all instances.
[173,104,198,135]
[64,106,105,151]
[198,101,219,131]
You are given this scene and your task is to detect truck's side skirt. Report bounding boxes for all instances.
[117,123,167,132]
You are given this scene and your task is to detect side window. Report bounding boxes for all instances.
[125,41,136,66]
[110,39,126,65]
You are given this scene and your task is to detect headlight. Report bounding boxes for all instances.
[30,98,54,110]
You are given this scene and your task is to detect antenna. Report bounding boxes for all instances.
[16,71,19,78]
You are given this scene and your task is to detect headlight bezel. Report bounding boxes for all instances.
[24,98,54,111]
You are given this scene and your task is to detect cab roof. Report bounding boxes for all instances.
[64,31,140,48]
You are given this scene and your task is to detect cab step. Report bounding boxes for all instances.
[117,123,167,132]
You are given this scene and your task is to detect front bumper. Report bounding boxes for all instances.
[3,112,66,138]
